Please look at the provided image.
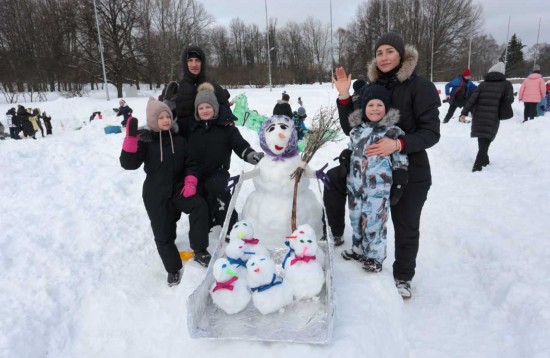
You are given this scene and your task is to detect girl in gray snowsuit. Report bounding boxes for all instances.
[342,85,408,273]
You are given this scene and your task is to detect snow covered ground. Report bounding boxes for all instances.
[1,82,549,357]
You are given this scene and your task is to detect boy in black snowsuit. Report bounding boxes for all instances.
[188,83,264,236]
[120,97,210,286]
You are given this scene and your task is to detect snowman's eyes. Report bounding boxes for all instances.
[260,258,266,261]
[300,239,304,243]
[279,124,289,130]
[307,240,312,243]
[222,264,227,268]
[243,223,247,226]
[267,124,276,132]
[250,262,255,266]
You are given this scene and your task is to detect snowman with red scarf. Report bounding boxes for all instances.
[241,115,323,248]
[210,258,251,314]
[283,226,325,300]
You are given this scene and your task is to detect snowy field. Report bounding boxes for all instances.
[1,81,549,357]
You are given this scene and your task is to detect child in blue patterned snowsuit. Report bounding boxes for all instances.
[342,85,408,273]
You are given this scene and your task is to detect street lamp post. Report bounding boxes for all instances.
[265,0,272,91]
[92,0,109,100]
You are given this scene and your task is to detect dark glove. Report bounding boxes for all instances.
[225,175,240,192]
[245,150,264,165]
[122,116,138,153]
[336,148,352,175]
[315,163,330,187]
[390,169,408,206]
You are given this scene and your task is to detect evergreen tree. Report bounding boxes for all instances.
[501,34,526,77]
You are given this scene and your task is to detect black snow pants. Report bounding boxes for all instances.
[145,194,209,273]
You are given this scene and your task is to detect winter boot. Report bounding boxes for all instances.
[395,279,412,299]
[333,235,345,247]
[481,155,490,167]
[341,249,365,263]
[362,258,382,273]
[194,250,212,267]
[167,270,181,287]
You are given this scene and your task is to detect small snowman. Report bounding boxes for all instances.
[229,220,269,261]
[283,229,325,301]
[282,224,325,269]
[242,115,324,248]
[210,258,251,314]
[225,238,250,279]
[247,255,294,315]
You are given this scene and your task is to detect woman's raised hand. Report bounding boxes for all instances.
[332,67,352,97]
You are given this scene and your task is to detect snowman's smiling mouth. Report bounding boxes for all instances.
[275,145,283,151]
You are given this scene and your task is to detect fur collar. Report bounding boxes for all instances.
[348,108,400,128]
[367,45,418,83]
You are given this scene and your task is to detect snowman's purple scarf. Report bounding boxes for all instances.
[259,115,299,161]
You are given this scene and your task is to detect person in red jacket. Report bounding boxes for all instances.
[519,64,546,122]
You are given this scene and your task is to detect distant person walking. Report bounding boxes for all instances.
[519,64,546,122]
[460,62,514,172]
[442,68,477,123]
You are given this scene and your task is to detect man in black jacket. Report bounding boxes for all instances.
[172,46,236,137]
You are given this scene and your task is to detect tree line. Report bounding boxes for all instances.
[0,0,546,101]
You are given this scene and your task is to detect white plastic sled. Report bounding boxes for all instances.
[186,171,336,344]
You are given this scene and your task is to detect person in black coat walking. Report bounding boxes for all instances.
[331,31,441,299]
[17,105,34,139]
[188,83,264,236]
[172,45,236,137]
[119,97,210,287]
[460,62,514,172]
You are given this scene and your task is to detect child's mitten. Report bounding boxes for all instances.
[122,116,138,153]
[181,175,198,198]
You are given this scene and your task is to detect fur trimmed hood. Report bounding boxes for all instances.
[367,45,418,83]
[348,107,400,128]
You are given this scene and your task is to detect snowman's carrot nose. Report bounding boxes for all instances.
[279,133,286,139]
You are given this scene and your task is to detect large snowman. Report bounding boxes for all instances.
[242,115,323,248]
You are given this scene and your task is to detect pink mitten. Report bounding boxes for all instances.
[181,175,198,198]
[122,116,138,153]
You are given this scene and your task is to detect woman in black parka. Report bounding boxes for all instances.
[332,32,441,299]
[460,62,514,172]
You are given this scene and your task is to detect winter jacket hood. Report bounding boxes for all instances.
[181,45,206,84]
[519,72,546,103]
[367,45,418,83]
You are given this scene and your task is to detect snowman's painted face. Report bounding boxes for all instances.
[230,220,254,241]
[265,120,293,155]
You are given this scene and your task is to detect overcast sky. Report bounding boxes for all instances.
[198,0,548,49]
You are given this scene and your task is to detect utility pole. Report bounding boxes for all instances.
[330,0,334,87]
[93,0,109,100]
[534,17,541,67]
[265,0,272,91]
[504,16,511,69]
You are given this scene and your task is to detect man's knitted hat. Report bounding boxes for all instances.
[194,82,219,120]
[375,31,405,59]
[462,68,471,77]
[146,96,173,132]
